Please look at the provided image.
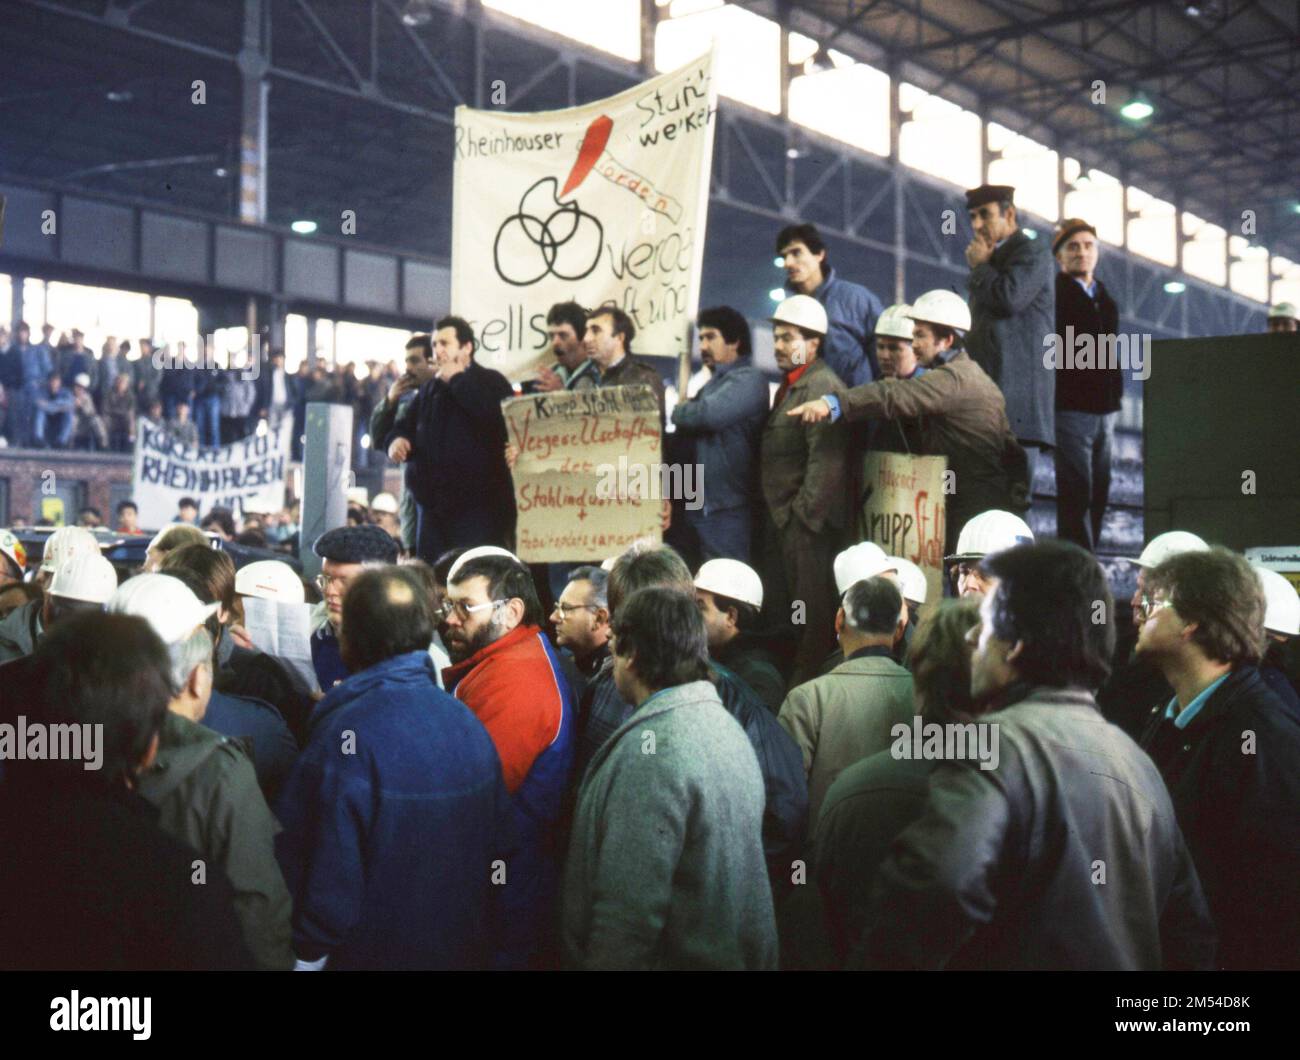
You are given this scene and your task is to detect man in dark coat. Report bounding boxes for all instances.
[386,316,516,564]
[963,184,1056,487]
[1136,547,1300,969]
[276,567,513,969]
[1051,217,1123,552]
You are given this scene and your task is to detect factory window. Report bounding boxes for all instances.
[1062,162,1123,246]
[153,296,200,351]
[898,83,980,190]
[1182,213,1227,287]
[23,278,47,331]
[1125,187,1177,267]
[335,322,413,377]
[0,274,10,330]
[483,0,642,62]
[42,281,151,360]
[1228,236,1269,304]
[1272,257,1300,311]
[987,124,1058,223]
[789,45,889,158]
[657,2,780,115]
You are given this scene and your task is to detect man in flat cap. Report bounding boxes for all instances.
[310,524,400,693]
[1051,217,1121,553]
[963,184,1056,490]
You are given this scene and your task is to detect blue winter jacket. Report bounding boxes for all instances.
[670,359,769,514]
[789,267,884,387]
[275,650,513,969]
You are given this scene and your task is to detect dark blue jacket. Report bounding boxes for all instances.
[670,359,769,513]
[203,689,298,803]
[275,651,513,969]
[788,267,884,387]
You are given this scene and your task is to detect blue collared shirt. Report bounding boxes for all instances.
[1165,672,1230,730]
[1074,276,1098,298]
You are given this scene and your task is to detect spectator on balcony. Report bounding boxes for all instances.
[71,374,109,451]
[220,355,258,443]
[33,372,75,449]
[168,400,200,449]
[104,372,137,452]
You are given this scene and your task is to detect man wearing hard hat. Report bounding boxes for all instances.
[1266,301,1298,333]
[870,305,925,455]
[693,558,786,711]
[0,529,27,587]
[786,289,1029,557]
[944,509,1034,598]
[760,294,851,684]
[0,550,118,664]
[1254,564,1300,714]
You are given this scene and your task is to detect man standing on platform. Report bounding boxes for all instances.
[963,184,1056,488]
[586,305,666,422]
[530,302,598,393]
[386,316,515,564]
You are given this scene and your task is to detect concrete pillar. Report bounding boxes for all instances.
[298,401,353,579]
[238,0,269,224]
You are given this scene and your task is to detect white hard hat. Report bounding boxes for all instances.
[1268,301,1297,320]
[50,551,118,605]
[907,289,972,332]
[887,556,927,605]
[74,373,91,388]
[234,560,306,604]
[0,529,28,575]
[447,545,520,582]
[346,486,369,508]
[1135,530,1209,569]
[370,491,399,515]
[1254,566,1300,637]
[40,525,101,573]
[600,556,618,572]
[946,510,1034,563]
[694,558,763,610]
[770,295,828,336]
[108,572,219,645]
[875,304,915,341]
[834,542,898,596]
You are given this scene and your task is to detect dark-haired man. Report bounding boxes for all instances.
[0,613,254,970]
[310,524,401,693]
[1136,547,1300,969]
[859,541,1215,970]
[386,317,516,563]
[562,585,778,969]
[370,333,437,552]
[441,552,576,967]
[778,222,883,386]
[532,302,597,393]
[670,306,768,562]
[276,567,512,969]
[550,565,612,697]
[585,305,665,422]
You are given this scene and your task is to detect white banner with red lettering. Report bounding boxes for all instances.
[451,51,717,381]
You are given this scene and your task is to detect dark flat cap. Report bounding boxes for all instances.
[1051,217,1098,254]
[965,184,1016,209]
[313,524,399,564]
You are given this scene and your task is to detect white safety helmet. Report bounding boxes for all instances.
[875,304,915,341]
[39,525,101,574]
[345,486,369,508]
[1267,301,1297,321]
[370,492,399,515]
[1135,530,1209,569]
[234,560,306,604]
[907,289,972,332]
[887,556,928,605]
[694,558,763,611]
[49,550,119,605]
[769,294,828,336]
[1254,566,1300,637]
[834,542,898,596]
[946,510,1034,563]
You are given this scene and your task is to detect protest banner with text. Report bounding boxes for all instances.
[452,51,717,385]
[505,385,662,563]
[860,451,949,605]
[131,417,292,530]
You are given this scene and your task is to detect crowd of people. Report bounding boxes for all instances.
[0,183,1297,972]
[0,322,408,467]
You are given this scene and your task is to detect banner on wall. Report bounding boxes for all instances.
[860,452,949,605]
[504,385,663,563]
[451,51,717,383]
[131,417,292,530]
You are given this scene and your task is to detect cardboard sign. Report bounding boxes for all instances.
[860,451,949,605]
[452,53,717,381]
[504,385,662,563]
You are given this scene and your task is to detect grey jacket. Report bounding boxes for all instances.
[966,229,1057,447]
[0,600,41,665]
[777,651,915,825]
[859,686,1215,970]
[563,679,778,970]
[670,359,769,513]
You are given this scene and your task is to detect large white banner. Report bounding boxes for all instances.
[452,52,717,381]
[132,417,292,530]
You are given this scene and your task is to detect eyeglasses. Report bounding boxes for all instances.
[1134,594,1174,621]
[437,598,507,622]
[552,601,597,616]
[315,572,351,593]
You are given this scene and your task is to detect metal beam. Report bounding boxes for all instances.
[892,0,1163,56]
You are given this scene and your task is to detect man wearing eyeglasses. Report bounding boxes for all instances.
[309,525,400,694]
[440,552,577,969]
[549,565,611,700]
